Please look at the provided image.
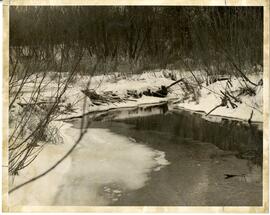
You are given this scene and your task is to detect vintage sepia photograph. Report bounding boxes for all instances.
[2,0,269,213]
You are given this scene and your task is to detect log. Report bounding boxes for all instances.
[152,86,168,98]
[82,89,128,106]
[166,78,184,89]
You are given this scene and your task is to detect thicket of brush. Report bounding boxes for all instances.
[10,6,263,75]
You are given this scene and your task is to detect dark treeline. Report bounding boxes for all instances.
[10,6,263,73]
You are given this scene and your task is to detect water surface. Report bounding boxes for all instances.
[65,104,262,206]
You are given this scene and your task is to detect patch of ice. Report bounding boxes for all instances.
[113,190,122,194]
[154,150,171,166]
[10,123,170,206]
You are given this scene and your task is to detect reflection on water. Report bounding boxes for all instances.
[67,103,262,206]
[121,110,262,166]
[87,103,262,166]
[86,102,169,122]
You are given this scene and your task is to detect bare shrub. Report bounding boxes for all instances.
[9,44,84,175]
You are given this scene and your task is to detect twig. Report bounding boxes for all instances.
[206,104,223,116]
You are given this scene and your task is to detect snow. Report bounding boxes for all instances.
[9,121,73,206]
[9,121,170,206]
[71,71,263,122]
[14,69,263,123]
[9,69,263,206]
[174,75,263,122]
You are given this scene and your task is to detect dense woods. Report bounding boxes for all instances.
[10,6,263,73]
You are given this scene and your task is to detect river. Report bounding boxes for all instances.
[54,103,262,206]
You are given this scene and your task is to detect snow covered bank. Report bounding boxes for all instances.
[173,74,263,122]
[9,121,170,206]
[16,69,263,123]
[58,72,263,124]
[9,122,73,206]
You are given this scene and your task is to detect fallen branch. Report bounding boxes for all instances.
[82,89,130,105]
[220,91,237,109]
[166,78,184,89]
[224,174,246,180]
[206,95,228,116]
[206,104,223,116]
[225,91,242,103]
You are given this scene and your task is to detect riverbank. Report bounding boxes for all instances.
[53,70,263,123]
[14,69,263,123]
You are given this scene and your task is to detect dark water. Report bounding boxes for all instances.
[125,110,262,165]
[86,103,263,166]
[70,103,263,206]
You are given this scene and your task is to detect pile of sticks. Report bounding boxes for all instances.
[81,89,135,106]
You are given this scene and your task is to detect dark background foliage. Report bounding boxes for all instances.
[10,6,263,72]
